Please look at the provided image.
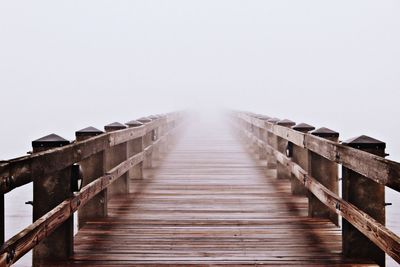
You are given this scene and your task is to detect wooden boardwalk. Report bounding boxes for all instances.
[66,119,376,266]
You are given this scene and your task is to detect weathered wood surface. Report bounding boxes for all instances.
[63,119,376,266]
[237,112,400,192]
[0,113,181,194]
[0,152,144,266]
[239,126,400,264]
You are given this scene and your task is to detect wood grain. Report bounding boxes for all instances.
[238,112,400,193]
[0,113,180,194]
[239,124,400,264]
[64,119,375,266]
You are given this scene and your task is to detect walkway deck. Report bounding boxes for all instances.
[66,118,376,266]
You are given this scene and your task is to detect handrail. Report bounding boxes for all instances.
[237,112,400,192]
[0,113,181,194]
[0,152,144,266]
[233,110,400,265]
[238,124,400,263]
[0,111,184,266]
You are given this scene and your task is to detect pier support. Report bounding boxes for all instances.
[276,119,295,180]
[32,134,73,266]
[256,116,270,161]
[104,122,129,196]
[76,127,107,229]
[126,120,144,191]
[138,118,153,168]
[291,123,315,195]
[342,136,386,266]
[266,118,280,169]
[0,192,3,246]
[308,127,339,225]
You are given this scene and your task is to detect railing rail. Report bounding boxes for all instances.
[232,111,400,266]
[237,112,400,191]
[0,111,184,266]
[0,113,182,194]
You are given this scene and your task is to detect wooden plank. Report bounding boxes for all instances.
[0,134,110,193]
[110,126,147,146]
[65,120,375,266]
[305,134,400,191]
[269,144,400,264]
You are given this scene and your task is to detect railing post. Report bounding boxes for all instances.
[276,119,296,180]
[1,192,3,246]
[342,135,386,266]
[148,116,160,161]
[126,120,144,190]
[75,127,107,229]
[246,119,255,152]
[291,123,315,195]
[31,134,73,266]
[137,118,153,168]
[104,122,128,196]
[155,115,167,155]
[309,127,339,225]
[266,118,280,169]
[256,116,270,161]
[254,125,261,156]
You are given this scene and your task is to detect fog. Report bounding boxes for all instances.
[1,1,400,266]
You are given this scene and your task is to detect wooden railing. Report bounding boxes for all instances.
[0,112,184,266]
[231,111,400,266]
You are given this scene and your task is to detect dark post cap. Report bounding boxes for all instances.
[342,135,386,150]
[137,117,152,124]
[32,134,70,148]
[256,115,271,120]
[292,123,315,132]
[311,127,339,138]
[126,120,143,127]
[266,118,280,124]
[75,126,103,137]
[277,119,296,127]
[148,115,159,120]
[104,122,127,132]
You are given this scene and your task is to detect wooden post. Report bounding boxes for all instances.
[137,118,153,168]
[126,120,144,192]
[342,135,386,266]
[75,127,107,229]
[266,118,280,169]
[276,119,296,179]
[291,123,315,195]
[253,125,260,156]
[104,122,128,196]
[240,118,247,144]
[155,115,166,155]
[246,120,254,152]
[32,134,73,266]
[161,114,171,153]
[161,115,171,155]
[256,116,270,161]
[309,127,339,225]
[1,192,4,247]
[165,116,173,151]
[148,116,160,161]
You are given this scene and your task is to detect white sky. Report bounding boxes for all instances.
[1,1,400,159]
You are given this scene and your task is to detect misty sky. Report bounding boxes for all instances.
[1,1,400,159]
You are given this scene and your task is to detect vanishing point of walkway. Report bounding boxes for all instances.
[67,118,376,266]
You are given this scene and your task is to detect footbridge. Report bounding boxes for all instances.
[1,111,399,266]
